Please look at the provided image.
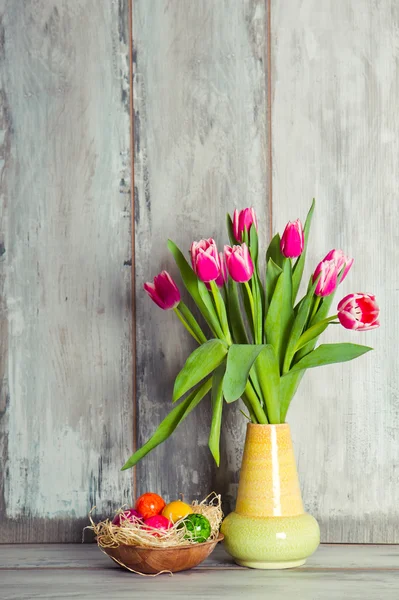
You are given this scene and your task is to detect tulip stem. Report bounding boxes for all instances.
[243,381,268,424]
[308,295,322,326]
[296,315,338,352]
[177,302,208,344]
[173,307,202,345]
[210,281,232,345]
[244,281,260,344]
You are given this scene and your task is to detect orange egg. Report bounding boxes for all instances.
[135,492,165,519]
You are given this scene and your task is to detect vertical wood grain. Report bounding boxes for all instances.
[271,0,399,542]
[132,0,269,511]
[0,0,133,542]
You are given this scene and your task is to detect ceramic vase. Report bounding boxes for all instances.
[221,423,320,569]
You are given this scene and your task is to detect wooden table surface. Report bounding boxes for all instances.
[1,544,398,599]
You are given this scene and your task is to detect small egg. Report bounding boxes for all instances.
[162,500,191,523]
[112,508,142,526]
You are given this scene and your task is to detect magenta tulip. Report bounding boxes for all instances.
[280,219,304,258]
[224,243,254,283]
[214,252,227,288]
[233,208,258,242]
[144,271,181,310]
[312,259,340,297]
[191,238,222,282]
[337,293,380,331]
[323,249,354,282]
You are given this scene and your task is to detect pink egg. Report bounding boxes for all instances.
[144,514,173,536]
[112,508,142,526]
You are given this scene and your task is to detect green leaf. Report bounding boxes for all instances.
[197,280,225,340]
[223,344,266,403]
[173,339,228,402]
[226,214,236,246]
[121,378,212,470]
[280,370,305,422]
[176,302,207,345]
[282,277,319,373]
[249,223,259,264]
[295,320,330,351]
[210,281,232,343]
[208,363,225,466]
[265,259,294,370]
[266,233,284,268]
[254,345,280,423]
[241,281,255,340]
[292,199,315,302]
[265,258,282,310]
[290,343,372,373]
[226,279,248,344]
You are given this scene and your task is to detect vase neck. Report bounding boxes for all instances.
[235,424,304,518]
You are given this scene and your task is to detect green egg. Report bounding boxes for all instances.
[177,513,211,543]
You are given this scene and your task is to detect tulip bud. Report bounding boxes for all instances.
[144,271,181,310]
[337,293,380,331]
[280,219,304,258]
[312,259,340,297]
[224,243,254,283]
[191,238,221,283]
[323,249,354,282]
[233,208,258,242]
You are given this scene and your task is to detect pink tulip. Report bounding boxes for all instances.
[214,252,227,288]
[312,259,340,297]
[323,249,354,282]
[144,271,181,310]
[224,243,254,283]
[191,238,221,282]
[233,208,258,242]
[337,293,380,331]
[280,219,304,258]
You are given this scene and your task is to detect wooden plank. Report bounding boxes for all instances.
[0,0,133,542]
[2,548,399,600]
[2,543,399,571]
[132,0,269,511]
[271,0,399,541]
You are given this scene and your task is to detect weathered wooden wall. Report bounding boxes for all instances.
[0,0,397,543]
[0,0,133,542]
[133,0,269,512]
[271,0,399,542]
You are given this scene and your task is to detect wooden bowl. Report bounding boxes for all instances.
[102,533,224,574]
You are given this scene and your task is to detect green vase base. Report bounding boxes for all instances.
[235,558,306,570]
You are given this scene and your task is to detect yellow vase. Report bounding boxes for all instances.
[221,423,320,569]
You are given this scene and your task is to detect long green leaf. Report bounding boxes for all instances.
[226,214,236,245]
[208,363,225,466]
[173,339,228,402]
[210,281,231,343]
[265,258,282,310]
[254,345,280,423]
[292,199,315,302]
[223,344,266,403]
[280,370,305,422]
[265,259,294,370]
[282,277,318,373]
[295,320,331,351]
[241,281,255,340]
[121,378,212,470]
[226,278,248,344]
[266,233,284,268]
[290,343,372,373]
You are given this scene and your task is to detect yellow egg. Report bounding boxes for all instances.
[162,500,191,523]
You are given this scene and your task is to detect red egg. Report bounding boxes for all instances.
[144,514,173,536]
[112,508,142,526]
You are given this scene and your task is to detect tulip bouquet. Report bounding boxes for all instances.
[122,201,379,469]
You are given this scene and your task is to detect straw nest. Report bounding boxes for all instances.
[88,492,223,549]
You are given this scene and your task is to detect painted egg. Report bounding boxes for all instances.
[144,515,173,535]
[135,492,165,519]
[162,500,191,523]
[112,508,142,526]
[177,513,211,543]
